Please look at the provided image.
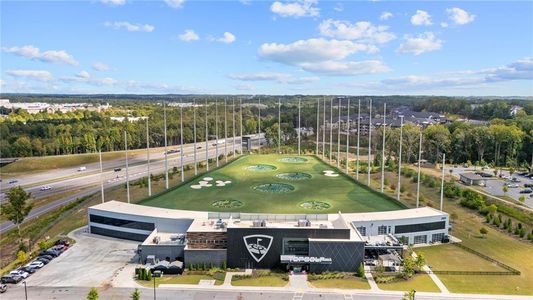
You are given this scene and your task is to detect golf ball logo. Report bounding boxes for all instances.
[243,235,273,262]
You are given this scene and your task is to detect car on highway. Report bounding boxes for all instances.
[519,189,533,194]
[0,275,21,284]
[40,185,52,191]
[114,168,122,172]
[78,166,87,172]
[7,179,18,184]
[166,149,179,154]
[9,270,29,279]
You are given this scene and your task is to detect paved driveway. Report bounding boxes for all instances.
[25,227,139,287]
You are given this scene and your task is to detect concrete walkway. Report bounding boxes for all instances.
[223,269,253,286]
[289,274,309,290]
[364,266,380,291]
[412,251,450,293]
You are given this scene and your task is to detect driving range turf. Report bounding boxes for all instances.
[139,154,405,213]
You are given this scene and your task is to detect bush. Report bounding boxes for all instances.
[87,288,99,300]
[459,190,485,209]
[357,262,365,278]
[131,288,140,300]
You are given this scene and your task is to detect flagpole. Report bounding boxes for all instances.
[124,130,130,203]
[193,99,197,175]
[397,116,404,201]
[345,98,350,174]
[146,118,151,196]
[99,149,104,203]
[205,98,209,171]
[367,98,372,186]
[163,101,169,189]
[381,103,386,193]
[180,102,184,182]
[416,130,422,207]
[356,99,361,180]
[316,98,319,156]
[337,98,341,168]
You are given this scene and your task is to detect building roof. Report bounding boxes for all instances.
[89,200,208,220]
[459,172,484,180]
[341,206,447,223]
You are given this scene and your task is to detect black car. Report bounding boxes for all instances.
[55,239,70,247]
[19,266,36,274]
[524,183,533,188]
[51,245,66,254]
[114,168,122,172]
[480,173,493,178]
[36,257,51,264]
[40,249,60,257]
[1,275,22,284]
[519,189,533,194]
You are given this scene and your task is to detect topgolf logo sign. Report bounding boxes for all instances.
[243,235,273,262]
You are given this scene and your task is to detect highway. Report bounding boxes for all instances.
[0,138,242,234]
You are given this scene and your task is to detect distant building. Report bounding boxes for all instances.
[110,116,148,122]
[509,105,524,116]
[0,99,110,114]
[459,173,485,186]
[295,127,314,137]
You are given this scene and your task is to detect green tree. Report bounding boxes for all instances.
[415,253,426,268]
[402,256,416,278]
[17,250,28,263]
[357,262,365,278]
[87,287,99,300]
[502,185,509,195]
[131,288,140,300]
[0,186,33,245]
[403,290,416,300]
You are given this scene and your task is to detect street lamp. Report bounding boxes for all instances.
[153,275,156,300]
[23,280,27,300]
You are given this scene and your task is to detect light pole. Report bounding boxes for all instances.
[224,98,228,162]
[440,153,446,211]
[298,97,301,155]
[146,117,151,196]
[345,98,350,173]
[356,99,361,180]
[124,130,130,203]
[322,96,326,159]
[163,101,169,189]
[316,98,319,156]
[381,103,386,193]
[205,99,209,171]
[180,102,184,182]
[337,98,341,168]
[258,98,261,153]
[99,148,104,203]
[232,98,236,158]
[23,280,27,300]
[278,98,281,153]
[240,98,243,154]
[397,116,404,201]
[329,98,333,163]
[153,275,156,300]
[367,98,372,186]
[215,99,219,167]
[416,131,423,207]
[193,99,197,175]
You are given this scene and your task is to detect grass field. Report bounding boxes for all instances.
[231,275,288,287]
[139,154,405,213]
[377,274,440,292]
[419,244,507,272]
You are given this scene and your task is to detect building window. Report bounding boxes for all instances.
[431,233,445,243]
[89,214,155,231]
[378,225,387,235]
[394,221,446,234]
[356,226,366,236]
[413,235,427,244]
[90,226,148,242]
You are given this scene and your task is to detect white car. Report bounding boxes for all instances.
[40,185,52,191]
[9,270,29,279]
[78,166,87,172]
[506,184,519,188]
[26,260,44,269]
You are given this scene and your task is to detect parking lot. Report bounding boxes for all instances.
[447,166,533,208]
[24,227,138,287]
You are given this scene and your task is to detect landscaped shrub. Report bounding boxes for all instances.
[460,190,485,209]
[357,263,365,278]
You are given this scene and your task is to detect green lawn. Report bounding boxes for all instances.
[377,274,440,292]
[418,244,507,272]
[231,275,288,287]
[309,277,370,289]
[139,154,404,213]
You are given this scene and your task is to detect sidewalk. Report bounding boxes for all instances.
[222,269,252,286]
[411,251,449,293]
[364,265,380,291]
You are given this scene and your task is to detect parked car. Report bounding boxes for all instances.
[0,283,7,293]
[8,180,18,184]
[1,275,21,284]
[40,249,60,257]
[505,183,520,188]
[524,183,533,188]
[480,173,493,178]
[9,270,28,279]
[114,168,122,172]
[51,245,66,254]
[78,166,87,172]
[40,185,52,191]
[519,189,533,194]
[27,260,44,269]
[511,177,521,183]
[19,266,36,274]
[55,239,70,247]
[36,257,51,264]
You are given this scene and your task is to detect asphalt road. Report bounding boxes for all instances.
[0,138,242,234]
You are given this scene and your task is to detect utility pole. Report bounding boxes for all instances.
[346,98,350,173]
[163,101,169,189]
[124,130,130,203]
[356,99,361,180]
[180,102,184,182]
[146,118,151,196]
[337,98,341,167]
[322,97,326,159]
[232,98,236,158]
[215,99,219,167]
[193,99,197,175]
[397,116,404,201]
[278,98,281,153]
[99,149,104,203]
[381,103,386,193]
[440,153,446,211]
[298,97,301,155]
[205,99,209,171]
[416,130,423,207]
[329,98,333,163]
[316,98,319,156]
[224,98,228,163]
[367,98,372,186]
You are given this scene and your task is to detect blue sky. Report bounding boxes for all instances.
[1,0,532,96]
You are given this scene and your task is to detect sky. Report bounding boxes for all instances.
[1,0,532,96]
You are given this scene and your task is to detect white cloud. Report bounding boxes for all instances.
[178,30,200,42]
[380,12,393,21]
[76,71,91,79]
[2,45,78,66]
[217,32,236,44]
[164,0,185,9]
[101,0,125,6]
[441,22,449,28]
[258,38,388,76]
[397,32,442,55]
[227,72,319,84]
[318,19,396,44]
[6,70,53,82]
[104,21,155,32]
[410,10,432,26]
[234,83,255,91]
[333,3,343,12]
[270,0,319,18]
[446,7,476,25]
[92,62,110,71]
